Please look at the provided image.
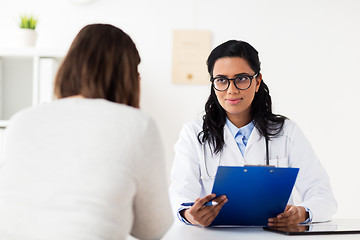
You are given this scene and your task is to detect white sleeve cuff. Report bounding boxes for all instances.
[177,206,193,225]
[299,206,313,224]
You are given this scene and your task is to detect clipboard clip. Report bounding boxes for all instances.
[243,165,276,173]
[244,165,276,167]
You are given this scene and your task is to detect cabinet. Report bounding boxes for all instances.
[0,48,64,128]
[0,48,64,160]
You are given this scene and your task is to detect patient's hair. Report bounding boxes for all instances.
[54,23,141,108]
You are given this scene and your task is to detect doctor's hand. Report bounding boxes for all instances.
[182,193,228,227]
[268,205,309,227]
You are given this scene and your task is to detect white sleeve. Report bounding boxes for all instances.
[130,118,173,240]
[288,123,337,222]
[169,123,203,219]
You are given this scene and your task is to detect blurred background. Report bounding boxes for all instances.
[0,0,359,219]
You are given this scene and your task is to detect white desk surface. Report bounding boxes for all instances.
[161,219,360,240]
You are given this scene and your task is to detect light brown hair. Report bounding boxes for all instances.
[54,24,141,108]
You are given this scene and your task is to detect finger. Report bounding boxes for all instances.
[210,196,227,213]
[268,209,296,224]
[269,214,299,226]
[268,217,297,227]
[212,195,227,203]
[271,216,299,227]
[189,194,218,220]
[270,214,295,224]
[201,196,228,220]
[200,197,228,226]
[201,196,228,217]
[277,206,297,219]
[274,204,292,219]
[201,208,220,227]
[197,196,227,219]
[202,212,217,227]
[268,217,289,225]
[191,206,217,226]
[193,194,216,209]
[269,220,297,227]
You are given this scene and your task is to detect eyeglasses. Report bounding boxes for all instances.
[210,73,258,91]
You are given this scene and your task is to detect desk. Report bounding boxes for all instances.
[161,219,360,240]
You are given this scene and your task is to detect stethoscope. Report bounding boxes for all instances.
[200,138,270,180]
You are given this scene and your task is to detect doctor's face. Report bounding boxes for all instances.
[212,57,261,126]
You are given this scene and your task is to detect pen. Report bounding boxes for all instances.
[181,201,217,207]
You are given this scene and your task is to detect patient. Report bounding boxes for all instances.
[0,24,172,240]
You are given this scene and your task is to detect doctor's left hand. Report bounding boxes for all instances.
[268,205,309,227]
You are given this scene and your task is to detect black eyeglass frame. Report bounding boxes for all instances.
[210,73,259,91]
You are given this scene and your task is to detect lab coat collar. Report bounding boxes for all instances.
[223,124,244,160]
[223,124,262,165]
[225,118,255,142]
[246,126,262,150]
[224,122,262,152]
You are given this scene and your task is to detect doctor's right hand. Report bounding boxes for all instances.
[181,193,228,227]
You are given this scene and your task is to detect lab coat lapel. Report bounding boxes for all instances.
[244,126,267,165]
[246,126,262,149]
[222,125,245,165]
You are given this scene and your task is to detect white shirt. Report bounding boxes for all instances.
[169,119,337,223]
[0,98,173,240]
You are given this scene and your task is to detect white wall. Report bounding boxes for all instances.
[1,0,360,219]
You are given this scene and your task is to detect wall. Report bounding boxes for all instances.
[1,0,360,219]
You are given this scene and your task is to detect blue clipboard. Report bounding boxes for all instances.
[211,166,299,226]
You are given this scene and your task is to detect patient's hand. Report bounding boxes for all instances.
[268,205,309,227]
[181,193,228,227]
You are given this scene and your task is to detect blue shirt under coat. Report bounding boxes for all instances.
[225,118,255,157]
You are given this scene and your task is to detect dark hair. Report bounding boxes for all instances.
[198,40,287,154]
[54,24,141,108]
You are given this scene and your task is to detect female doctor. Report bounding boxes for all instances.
[169,40,337,227]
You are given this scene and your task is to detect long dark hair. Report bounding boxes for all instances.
[198,40,287,154]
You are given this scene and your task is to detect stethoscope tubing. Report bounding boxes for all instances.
[201,138,270,179]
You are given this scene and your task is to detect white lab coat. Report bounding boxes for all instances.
[169,119,337,223]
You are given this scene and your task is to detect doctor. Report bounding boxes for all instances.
[169,40,337,227]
